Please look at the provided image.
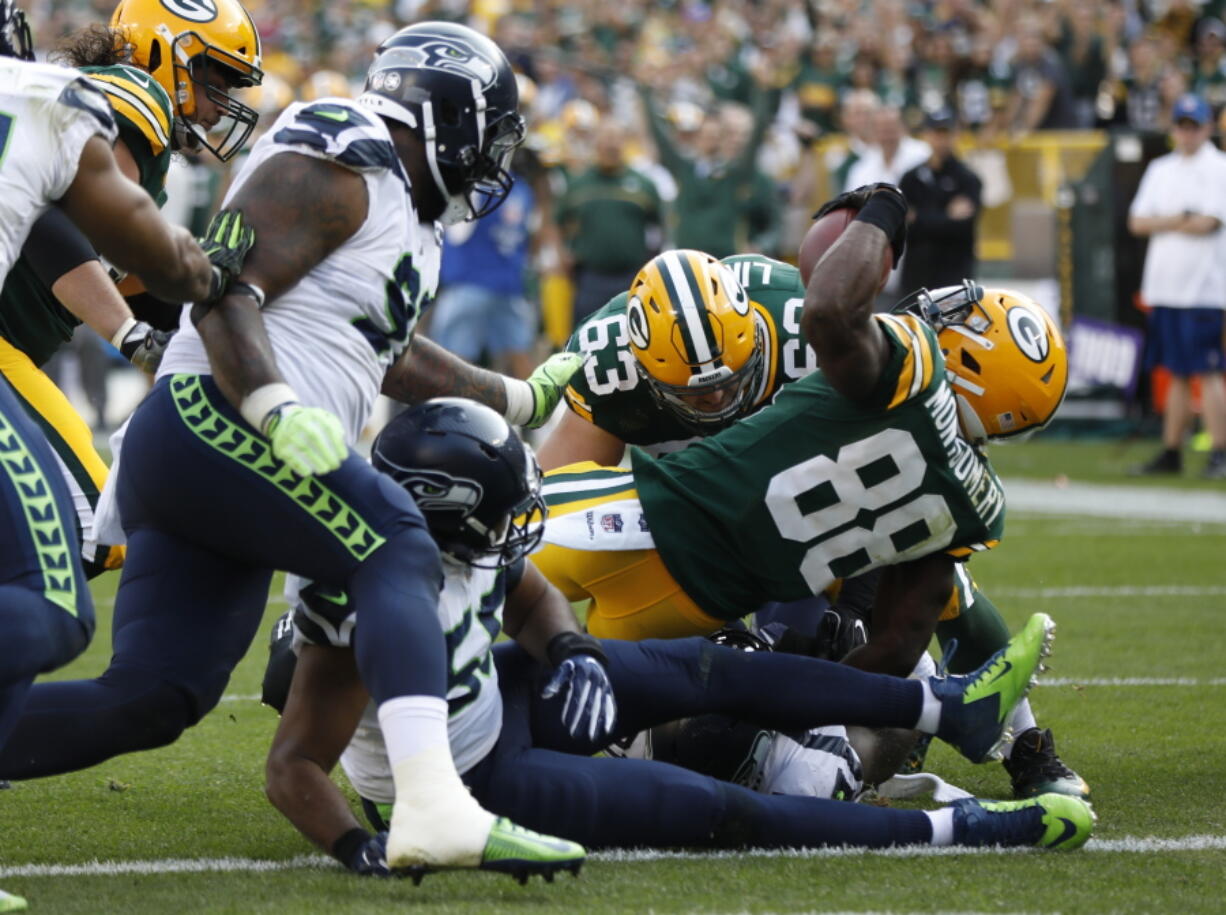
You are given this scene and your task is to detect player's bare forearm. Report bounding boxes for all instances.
[841,553,955,677]
[802,220,891,401]
[503,563,585,663]
[382,335,509,411]
[265,645,370,854]
[194,295,284,407]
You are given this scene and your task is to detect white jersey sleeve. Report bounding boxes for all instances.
[0,59,118,279]
[157,98,440,444]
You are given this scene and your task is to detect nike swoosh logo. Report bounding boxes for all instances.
[316,109,349,122]
[985,660,1013,686]
[127,70,150,88]
[1048,817,1078,847]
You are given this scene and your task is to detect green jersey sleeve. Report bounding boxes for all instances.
[82,64,173,205]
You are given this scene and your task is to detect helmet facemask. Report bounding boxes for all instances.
[0,0,34,61]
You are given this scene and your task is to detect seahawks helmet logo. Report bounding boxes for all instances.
[1006,306,1049,363]
[159,0,218,23]
[626,297,650,350]
[379,464,482,517]
[372,39,498,90]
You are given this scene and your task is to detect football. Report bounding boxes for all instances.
[797,207,893,288]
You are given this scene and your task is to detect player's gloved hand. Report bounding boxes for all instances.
[813,183,907,265]
[814,606,869,661]
[335,829,390,877]
[112,317,174,373]
[265,403,348,477]
[199,208,256,304]
[524,351,584,429]
[542,631,617,741]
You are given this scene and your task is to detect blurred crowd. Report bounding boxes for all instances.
[26,0,1226,406]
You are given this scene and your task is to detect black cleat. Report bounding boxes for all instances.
[1003,727,1090,800]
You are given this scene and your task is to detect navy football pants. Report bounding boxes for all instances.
[0,374,443,779]
[456,639,933,849]
[0,375,93,750]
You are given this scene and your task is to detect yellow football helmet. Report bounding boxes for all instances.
[900,282,1068,443]
[626,250,765,430]
[111,0,263,161]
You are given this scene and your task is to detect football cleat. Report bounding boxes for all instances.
[950,793,1096,850]
[1003,728,1091,800]
[932,613,1055,764]
[0,889,28,913]
[398,818,585,886]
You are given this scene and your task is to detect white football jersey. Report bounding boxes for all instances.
[290,557,508,803]
[159,98,440,443]
[0,59,117,280]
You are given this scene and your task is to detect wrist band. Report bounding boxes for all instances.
[240,382,299,434]
[110,316,138,350]
[853,192,908,241]
[546,630,608,668]
[502,375,534,426]
[229,280,267,308]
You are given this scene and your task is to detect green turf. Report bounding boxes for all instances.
[3,445,1226,913]
[989,436,1226,488]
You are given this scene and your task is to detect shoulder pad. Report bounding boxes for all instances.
[272,101,405,176]
[85,65,172,155]
[874,313,945,409]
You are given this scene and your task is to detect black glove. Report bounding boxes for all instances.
[813,183,908,265]
[814,606,869,661]
[199,208,256,304]
[114,318,174,373]
[334,828,390,877]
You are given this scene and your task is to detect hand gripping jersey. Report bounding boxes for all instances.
[632,313,1006,621]
[563,254,816,454]
[0,63,173,367]
[290,558,517,802]
[158,99,440,444]
[0,59,117,281]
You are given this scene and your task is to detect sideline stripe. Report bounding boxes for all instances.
[993,585,1226,598]
[4,837,1225,878]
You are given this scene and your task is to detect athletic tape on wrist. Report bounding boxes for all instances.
[110,316,138,350]
[502,375,534,426]
[240,382,299,434]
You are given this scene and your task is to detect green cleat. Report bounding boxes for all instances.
[932,612,1055,763]
[0,889,28,913]
[950,792,1096,850]
[398,817,585,886]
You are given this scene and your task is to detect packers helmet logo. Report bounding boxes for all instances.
[626,296,651,350]
[374,39,498,90]
[1006,306,1049,363]
[159,0,218,23]
[720,266,750,317]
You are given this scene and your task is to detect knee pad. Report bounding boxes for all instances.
[708,780,762,848]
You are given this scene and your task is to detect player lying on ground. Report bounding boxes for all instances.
[261,397,1094,878]
[0,22,585,880]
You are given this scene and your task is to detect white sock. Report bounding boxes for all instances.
[1000,699,1038,759]
[377,695,450,767]
[925,808,955,846]
[915,679,943,734]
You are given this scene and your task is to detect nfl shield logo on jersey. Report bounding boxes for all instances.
[600,513,623,533]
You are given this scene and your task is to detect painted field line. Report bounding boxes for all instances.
[993,585,1226,598]
[4,836,1225,878]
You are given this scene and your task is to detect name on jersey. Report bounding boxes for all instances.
[926,384,1004,525]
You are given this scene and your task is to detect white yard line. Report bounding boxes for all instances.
[993,585,1226,598]
[3,836,1224,878]
[1002,478,1226,524]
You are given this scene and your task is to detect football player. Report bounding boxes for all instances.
[0,17,251,907]
[0,0,263,577]
[261,398,1094,871]
[0,22,577,880]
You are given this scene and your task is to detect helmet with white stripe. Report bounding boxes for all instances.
[358,21,524,226]
[626,249,765,431]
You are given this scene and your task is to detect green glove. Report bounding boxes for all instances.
[525,351,584,429]
[199,208,256,304]
[265,404,348,477]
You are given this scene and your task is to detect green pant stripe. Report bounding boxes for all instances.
[169,375,386,562]
[541,478,637,508]
[0,408,79,617]
[542,467,633,487]
[6,380,99,508]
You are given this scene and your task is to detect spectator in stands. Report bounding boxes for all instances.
[1128,94,1226,480]
[1120,35,1168,131]
[1003,16,1078,133]
[1191,17,1226,116]
[557,121,664,324]
[829,90,880,194]
[1055,5,1109,128]
[844,104,930,189]
[899,109,982,293]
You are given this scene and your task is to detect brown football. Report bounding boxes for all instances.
[797,207,893,288]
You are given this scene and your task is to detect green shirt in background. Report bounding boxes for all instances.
[557,166,663,274]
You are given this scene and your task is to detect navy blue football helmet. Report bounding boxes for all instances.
[357,21,524,225]
[0,0,33,61]
[372,398,545,569]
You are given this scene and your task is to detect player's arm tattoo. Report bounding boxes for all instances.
[381,334,509,412]
[194,152,368,407]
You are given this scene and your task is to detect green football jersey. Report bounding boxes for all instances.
[563,253,817,453]
[632,313,1006,622]
[0,64,173,366]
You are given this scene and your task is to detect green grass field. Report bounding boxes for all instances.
[3,441,1225,914]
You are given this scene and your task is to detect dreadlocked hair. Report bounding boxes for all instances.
[51,24,133,69]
